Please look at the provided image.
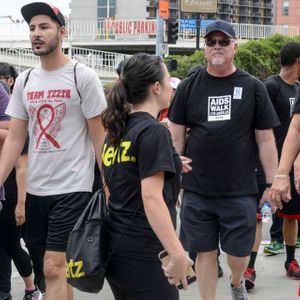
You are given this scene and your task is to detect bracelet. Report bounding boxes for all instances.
[274,174,290,179]
[265,183,272,188]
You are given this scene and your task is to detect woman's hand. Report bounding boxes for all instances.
[15,202,25,226]
[180,156,192,173]
[161,252,194,290]
[269,176,291,210]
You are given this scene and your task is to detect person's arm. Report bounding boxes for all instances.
[0,128,8,149]
[87,115,106,170]
[169,122,192,173]
[0,121,9,129]
[14,153,27,226]
[293,153,300,192]
[256,129,278,208]
[169,122,186,155]
[141,171,192,289]
[270,115,300,207]
[0,118,28,186]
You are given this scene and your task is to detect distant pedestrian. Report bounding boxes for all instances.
[102,53,192,300]
[0,2,106,299]
[168,20,279,299]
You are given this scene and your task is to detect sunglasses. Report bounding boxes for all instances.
[205,38,232,47]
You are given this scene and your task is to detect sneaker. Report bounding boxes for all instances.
[263,241,285,255]
[0,291,12,300]
[23,287,40,300]
[230,279,249,300]
[217,259,223,278]
[296,237,300,248]
[285,260,300,280]
[243,268,256,290]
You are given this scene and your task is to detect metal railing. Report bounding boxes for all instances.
[0,19,299,43]
[0,46,131,81]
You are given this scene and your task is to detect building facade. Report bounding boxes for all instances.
[70,0,276,25]
[70,0,147,21]
[276,0,300,27]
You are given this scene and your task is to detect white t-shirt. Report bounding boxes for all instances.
[6,60,107,196]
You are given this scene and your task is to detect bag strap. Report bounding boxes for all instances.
[73,62,82,103]
[23,68,34,88]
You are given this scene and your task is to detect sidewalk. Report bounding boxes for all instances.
[11,245,300,299]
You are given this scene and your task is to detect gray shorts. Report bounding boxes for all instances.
[180,191,257,257]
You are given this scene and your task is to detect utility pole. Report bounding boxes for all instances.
[196,13,201,50]
[155,0,166,58]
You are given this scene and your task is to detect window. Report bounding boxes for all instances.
[97,0,116,19]
[282,1,289,16]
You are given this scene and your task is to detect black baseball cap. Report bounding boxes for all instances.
[204,20,236,39]
[21,2,65,26]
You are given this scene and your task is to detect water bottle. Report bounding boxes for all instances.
[261,202,272,223]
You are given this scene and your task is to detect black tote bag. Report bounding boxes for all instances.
[66,189,108,293]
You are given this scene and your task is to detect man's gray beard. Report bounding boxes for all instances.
[211,57,224,65]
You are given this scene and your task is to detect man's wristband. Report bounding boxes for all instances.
[265,183,272,188]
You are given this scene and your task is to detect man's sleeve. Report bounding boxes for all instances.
[254,78,280,130]
[77,65,107,119]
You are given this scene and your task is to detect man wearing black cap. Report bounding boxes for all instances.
[0,2,106,300]
[168,20,279,299]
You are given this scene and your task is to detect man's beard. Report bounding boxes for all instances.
[211,54,225,66]
[32,37,60,57]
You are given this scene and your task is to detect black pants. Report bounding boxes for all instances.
[270,213,284,244]
[0,201,32,278]
[25,244,45,293]
[0,247,11,293]
[106,254,179,300]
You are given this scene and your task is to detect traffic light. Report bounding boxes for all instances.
[167,18,178,44]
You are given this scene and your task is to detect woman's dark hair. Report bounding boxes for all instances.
[0,62,18,92]
[101,53,165,145]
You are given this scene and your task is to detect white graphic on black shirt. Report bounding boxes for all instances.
[289,97,296,117]
[208,95,231,121]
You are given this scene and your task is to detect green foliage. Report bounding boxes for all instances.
[165,34,300,80]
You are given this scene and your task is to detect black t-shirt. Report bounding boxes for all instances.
[168,68,280,196]
[4,137,29,202]
[294,89,300,113]
[265,75,299,155]
[102,112,181,260]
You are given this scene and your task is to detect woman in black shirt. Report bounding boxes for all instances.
[101,53,192,300]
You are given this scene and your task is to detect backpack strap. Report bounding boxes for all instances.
[73,62,82,103]
[23,68,34,88]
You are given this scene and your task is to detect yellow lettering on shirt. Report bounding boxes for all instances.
[102,141,136,166]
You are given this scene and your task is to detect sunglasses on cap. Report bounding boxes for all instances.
[205,38,233,47]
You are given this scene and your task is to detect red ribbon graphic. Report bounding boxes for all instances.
[36,104,61,149]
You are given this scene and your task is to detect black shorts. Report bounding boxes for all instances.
[25,192,91,252]
[180,191,257,257]
[278,175,300,219]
